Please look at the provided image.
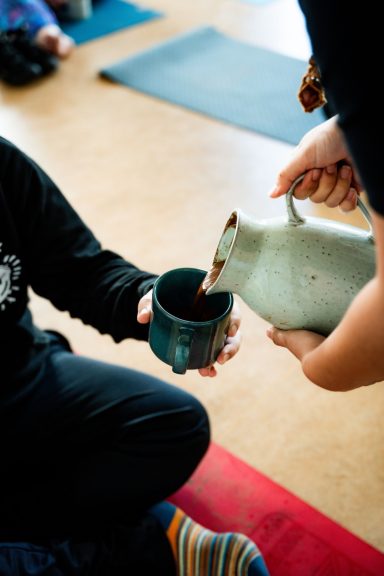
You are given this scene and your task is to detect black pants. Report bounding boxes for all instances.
[0,332,210,575]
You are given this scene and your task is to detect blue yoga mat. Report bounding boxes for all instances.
[61,0,162,45]
[100,26,325,145]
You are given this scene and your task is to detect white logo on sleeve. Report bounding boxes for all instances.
[0,243,21,311]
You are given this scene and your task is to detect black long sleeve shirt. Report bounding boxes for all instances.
[298,1,382,215]
[0,136,157,367]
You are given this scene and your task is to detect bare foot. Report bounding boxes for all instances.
[35,24,75,59]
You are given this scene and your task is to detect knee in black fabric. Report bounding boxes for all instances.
[143,392,210,466]
[113,383,211,466]
[152,395,211,494]
[177,396,210,462]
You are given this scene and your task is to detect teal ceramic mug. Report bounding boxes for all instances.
[149,268,233,374]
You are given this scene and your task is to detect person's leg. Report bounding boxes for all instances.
[1,334,269,575]
[0,519,176,576]
[1,335,210,537]
[0,0,57,35]
[0,0,73,57]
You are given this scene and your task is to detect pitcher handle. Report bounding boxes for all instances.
[286,173,374,240]
[286,175,306,225]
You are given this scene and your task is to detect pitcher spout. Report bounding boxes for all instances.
[205,209,263,297]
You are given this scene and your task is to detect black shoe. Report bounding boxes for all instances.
[0,31,43,86]
[5,28,58,75]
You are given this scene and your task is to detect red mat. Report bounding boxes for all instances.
[169,442,384,575]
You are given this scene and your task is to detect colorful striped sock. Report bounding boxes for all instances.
[150,502,270,576]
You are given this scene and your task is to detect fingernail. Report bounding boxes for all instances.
[340,165,351,179]
[326,164,337,174]
[138,307,148,316]
[311,168,322,181]
[266,327,273,338]
[269,188,279,198]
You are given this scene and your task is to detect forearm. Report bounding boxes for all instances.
[53,253,157,342]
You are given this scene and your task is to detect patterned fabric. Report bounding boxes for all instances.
[167,507,270,575]
[0,0,58,38]
[178,518,258,574]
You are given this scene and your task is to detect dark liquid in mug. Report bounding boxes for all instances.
[169,286,210,322]
[188,260,225,321]
[167,261,226,322]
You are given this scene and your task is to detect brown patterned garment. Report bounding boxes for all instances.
[298,55,327,112]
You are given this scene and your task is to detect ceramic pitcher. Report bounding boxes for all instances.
[205,175,376,335]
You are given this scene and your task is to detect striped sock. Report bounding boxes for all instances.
[150,502,270,576]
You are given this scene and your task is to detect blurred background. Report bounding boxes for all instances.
[1,0,383,553]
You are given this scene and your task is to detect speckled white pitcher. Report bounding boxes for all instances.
[205,176,376,335]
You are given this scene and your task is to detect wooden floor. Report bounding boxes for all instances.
[1,0,383,552]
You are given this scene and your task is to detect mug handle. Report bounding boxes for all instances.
[286,174,374,240]
[173,327,194,375]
